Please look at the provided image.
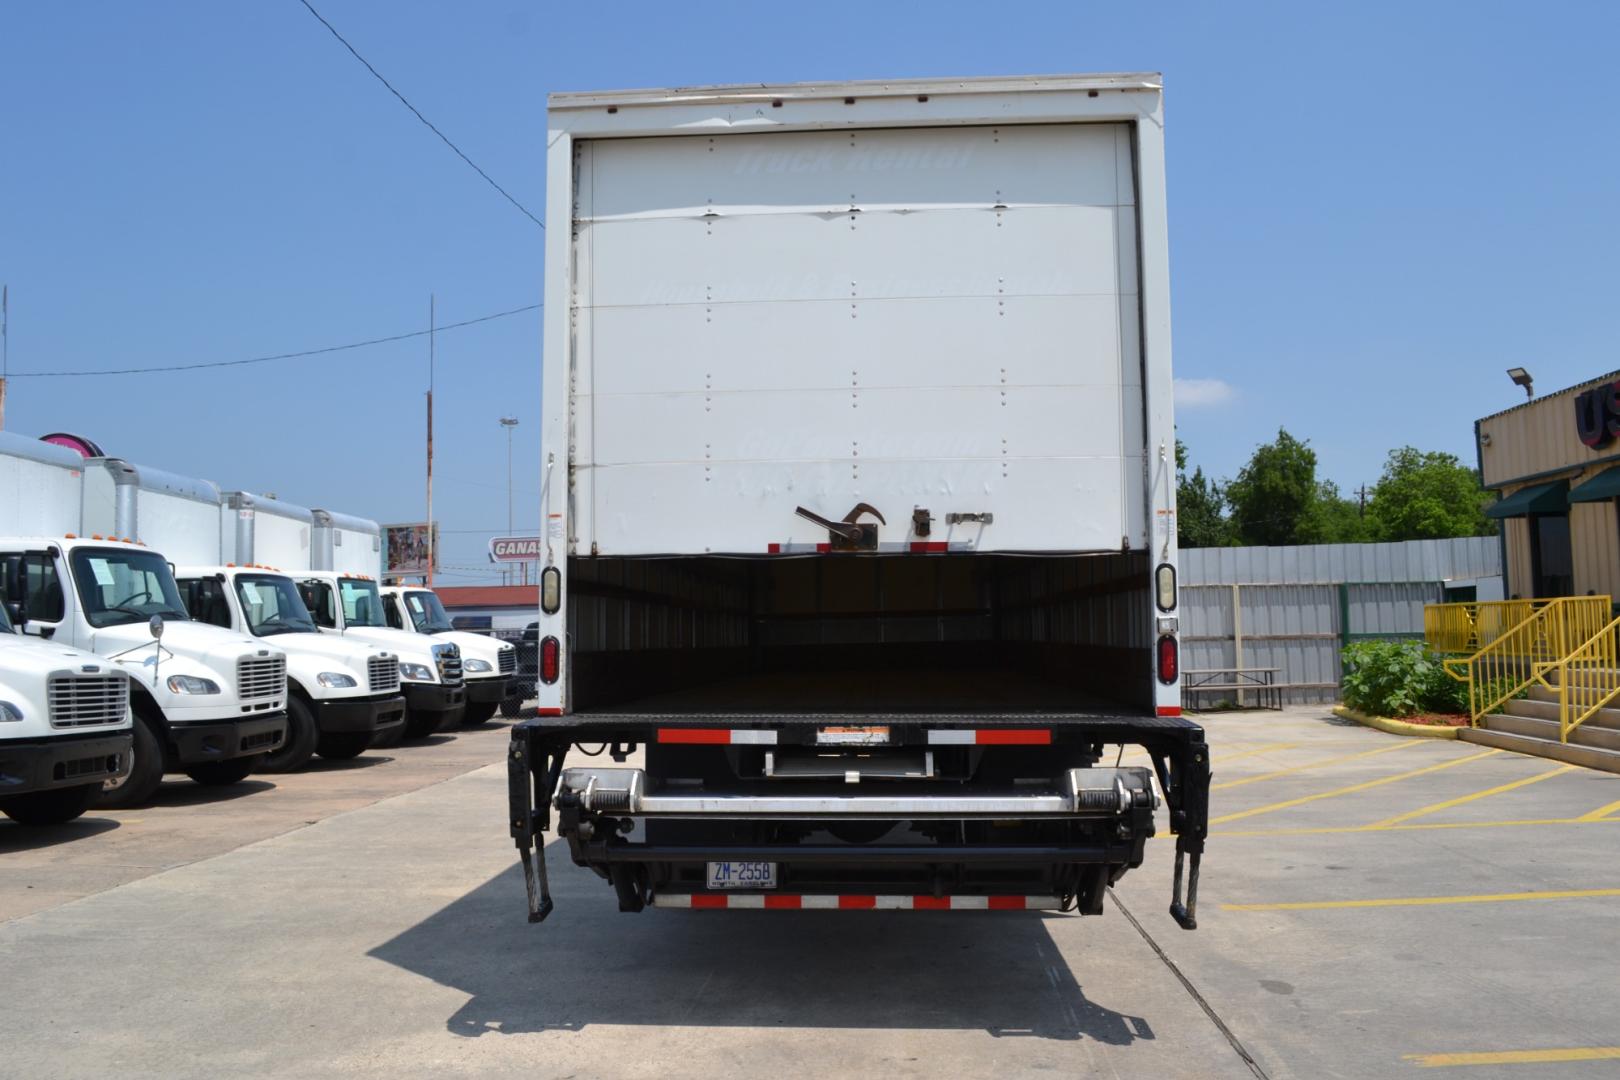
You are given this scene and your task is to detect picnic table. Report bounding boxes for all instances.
[1181,667,1282,711]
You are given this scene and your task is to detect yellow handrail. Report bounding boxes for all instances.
[1442,597,1613,724]
[1535,614,1620,742]
[1424,599,1547,654]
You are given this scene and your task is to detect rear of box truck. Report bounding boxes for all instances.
[511,74,1207,928]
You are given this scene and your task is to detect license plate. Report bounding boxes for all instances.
[707,861,778,890]
[816,725,891,746]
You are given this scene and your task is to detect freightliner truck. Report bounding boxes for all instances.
[508,74,1209,927]
[379,585,515,726]
[0,438,288,807]
[0,596,134,825]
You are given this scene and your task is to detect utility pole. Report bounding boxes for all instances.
[1,284,9,431]
[426,294,435,587]
[500,416,519,586]
[1357,484,1368,517]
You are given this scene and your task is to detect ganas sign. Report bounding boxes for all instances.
[1574,382,1620,449]
[488,536,542,562]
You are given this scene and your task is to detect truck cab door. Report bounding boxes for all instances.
[0,549,68,641]
[299,580,339,631]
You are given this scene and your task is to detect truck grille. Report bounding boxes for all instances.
[498,648,516,674]
[237,655,287,700]
[369,655,401,694]
[48,674,129,729]
[433,645,463,687]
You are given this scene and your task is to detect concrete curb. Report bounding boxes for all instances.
[1332,705,1461,739]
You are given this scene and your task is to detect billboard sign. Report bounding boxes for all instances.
[384,522,438,575]
[489,535,542,562]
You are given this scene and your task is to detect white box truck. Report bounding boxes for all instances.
[379,585,515,725]
[509,74,1209,928]
[0,592,134,825]
[164,492,406,769]
[0,448,290,806]
[311,510,382,578]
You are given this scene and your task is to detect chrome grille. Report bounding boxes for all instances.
[368,655,401,694]
[237,655,286,700]
[498,647,516,674]
[48,674,129,729]
[433,644,463,686]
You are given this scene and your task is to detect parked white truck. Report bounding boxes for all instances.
[296,572,465,739]
[0,441,288,806]
[0,596,134,825]
[379,586,515,726]
[508,74,1208,929]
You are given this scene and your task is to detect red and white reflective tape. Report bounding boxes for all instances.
[766,541,972,554]
[926,729,1051,746]
[654,893,1061,911]
[656,728,777,746]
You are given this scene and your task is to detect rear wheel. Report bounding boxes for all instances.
[258,695,318,773]
[1,784,98,825]
[461,700,498,727]
[185,756,259,786]
[316,730,373,760]
[95,710,165,809]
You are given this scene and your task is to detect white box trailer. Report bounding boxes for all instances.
[222,491,314,571]
[0,432,85,535]
[311,510,382,578]
[82,458,224,566]
[505,74,1206,930]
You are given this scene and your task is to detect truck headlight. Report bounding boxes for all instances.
[0,701,23,723]
[317,672,358,688]
[464,659,493,673]
[166,675,221,695]
[399,663,433,682]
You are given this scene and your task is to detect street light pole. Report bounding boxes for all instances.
[500,416,519,586]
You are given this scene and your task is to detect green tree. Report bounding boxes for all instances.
[1312,480,1372,543]
[1366,447,1495,541]
[1227,428,1321,546]
[1176,440,1233,548]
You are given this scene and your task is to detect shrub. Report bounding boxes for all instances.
[1341,639,1466,717]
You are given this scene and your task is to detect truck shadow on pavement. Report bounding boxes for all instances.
[369,860,1156,1044]
[0,816,120,851]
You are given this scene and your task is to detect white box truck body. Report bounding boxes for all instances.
[311,511,382,578]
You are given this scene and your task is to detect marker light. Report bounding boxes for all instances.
[1157,635,1179,685]
[540,566,561,614]
[1155,563,1177,612]
[540,636,561,685]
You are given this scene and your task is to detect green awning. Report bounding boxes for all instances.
[1485,480,1568,519]
[1569,467,1620,504]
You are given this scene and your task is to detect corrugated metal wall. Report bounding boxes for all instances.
[1180,538,1501,706]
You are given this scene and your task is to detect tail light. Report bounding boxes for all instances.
[1155,562,1177,612]
[540,566,561,614]
[540,636,561,685]
[1157,635,1179,684]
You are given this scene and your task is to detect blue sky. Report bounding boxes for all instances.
[2,1,1616,581]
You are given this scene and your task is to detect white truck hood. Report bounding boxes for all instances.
[89,619,273,669]
[256,631,389,666]
[334,626,442,666]
[0,633,117,678]
[436,630,508,667]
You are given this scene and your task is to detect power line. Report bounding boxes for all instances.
[295,0,544,230]
[9,303,539,378]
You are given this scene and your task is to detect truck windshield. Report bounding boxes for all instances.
[69,547,191,628]
[403,591,454,634]
[338,578,386,628]
[235,575,317,637]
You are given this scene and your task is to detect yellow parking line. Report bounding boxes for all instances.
[1211,741,1306,764]
[1404,1046,1620,1067]
[1369,765,1575,827]
[1212,740,1421,791]
[1224,888,1620,912]
[1218,816,1620,838]
[1211,749,1500,825]
[1577,795,1620,822]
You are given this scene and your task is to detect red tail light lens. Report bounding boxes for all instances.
[540,635,561,685]
[1157,635,1179,684]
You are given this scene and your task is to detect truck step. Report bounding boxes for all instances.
[1462,723,1620,774]
[653,893,1062,911]
[1516,691,1620,729]
[1480,712,1620,753]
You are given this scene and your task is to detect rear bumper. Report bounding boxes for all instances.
[465,676,513,705]
[168,715,287,765]
[314,693,407,734]
[0,733,133,796]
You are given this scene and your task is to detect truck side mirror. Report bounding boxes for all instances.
[149,614,165,639]
[3,599,25,629]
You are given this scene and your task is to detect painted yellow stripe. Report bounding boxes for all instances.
[1369,765,1574,827]
[1405,1046,1620,1067]
[1224,888,1620,912]
[1212,739,1421,791]
[1211,741,1305,764]
[1211,749,1500,825]
[1218,816,1620,838]
[1577,795,1620,822]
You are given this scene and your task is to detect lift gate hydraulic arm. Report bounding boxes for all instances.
[508,718,1209,929]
